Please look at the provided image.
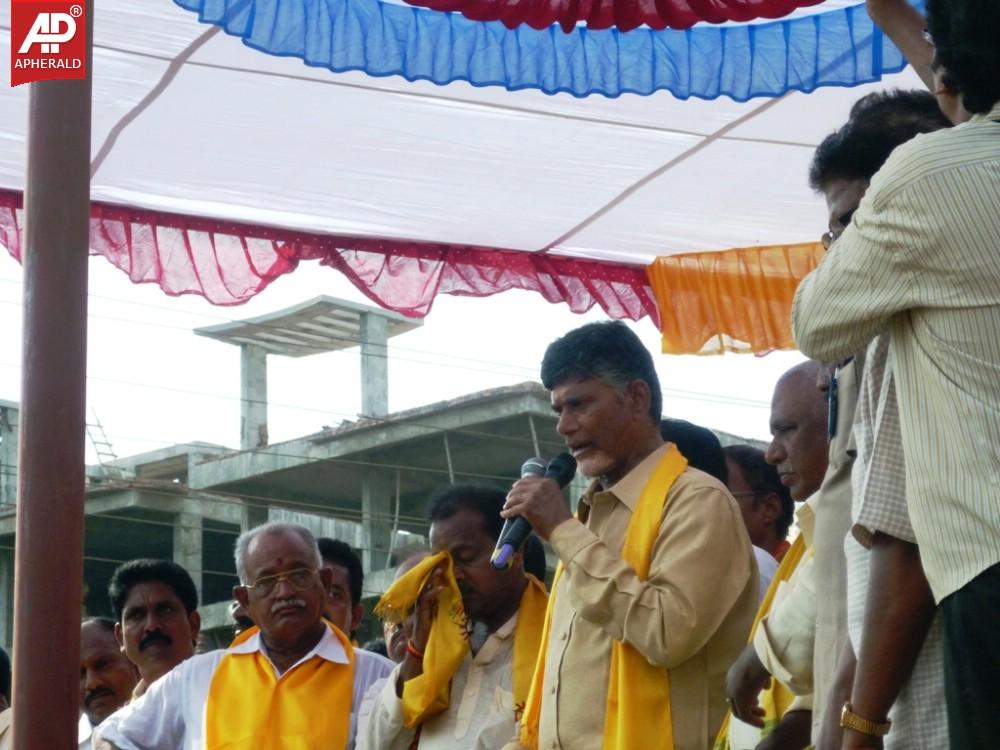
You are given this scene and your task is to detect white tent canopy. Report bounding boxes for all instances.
[1,0,921,265]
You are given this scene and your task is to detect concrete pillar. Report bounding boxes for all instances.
[360,313,389,418]
[0,546,13,652]
[240,344,268,450]
[240,500,269,533]
[174,503,204,600]
[362,473,394,572]
[0,404,18,510]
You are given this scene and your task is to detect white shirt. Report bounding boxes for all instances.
[364,613,520,750]
[752,546,779,604]
[79,714,95,750]
[97,627,392,750]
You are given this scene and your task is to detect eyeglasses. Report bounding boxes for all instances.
[243,568,319,598]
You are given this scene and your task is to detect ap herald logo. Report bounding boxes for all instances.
[10,0,86,86]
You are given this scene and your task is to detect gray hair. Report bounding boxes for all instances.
[234,521,322,584]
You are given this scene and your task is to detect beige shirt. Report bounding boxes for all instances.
[516,445,757,750]
[364,613,520,750]
[793,105,1000,601]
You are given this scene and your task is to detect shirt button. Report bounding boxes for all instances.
[559,632,567,641]
[550,684,556,695]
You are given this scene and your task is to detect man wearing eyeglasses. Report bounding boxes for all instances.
[725,445,796,567]
[96,522,385,750]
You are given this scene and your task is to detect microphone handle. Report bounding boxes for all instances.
[492,454,574,570]
[492,518,532,569]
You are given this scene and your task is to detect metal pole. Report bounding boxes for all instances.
[443,433,455,483]
[386,468,401,561]
[11,3,93,749]
[528,414,541,458]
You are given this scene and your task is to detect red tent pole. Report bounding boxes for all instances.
[10,4,93,749]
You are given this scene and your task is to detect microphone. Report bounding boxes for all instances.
[491,453,577,570]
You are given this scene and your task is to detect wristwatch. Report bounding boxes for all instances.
[840,703,892,737]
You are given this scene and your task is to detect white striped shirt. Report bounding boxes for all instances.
[846,336,947,748]
[793,103,1000,601]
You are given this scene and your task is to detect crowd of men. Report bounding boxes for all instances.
[0,0,996,746]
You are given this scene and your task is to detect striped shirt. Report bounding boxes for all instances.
[846,335,947,749]
[793,103,1000,601]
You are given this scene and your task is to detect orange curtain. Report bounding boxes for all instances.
[647,242,824,355]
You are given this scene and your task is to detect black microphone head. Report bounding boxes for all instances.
[545,453,577,487]
[521,457,547,478]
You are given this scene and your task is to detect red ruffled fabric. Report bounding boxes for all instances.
[0,189,658,324]
[400,0,823,32]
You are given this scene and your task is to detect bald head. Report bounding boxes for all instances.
[765,361,830,501]
[776,360,825,394]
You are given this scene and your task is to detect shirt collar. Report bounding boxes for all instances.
[78,713,94,744]
[972,101,1000,123]
[795,495,817,548]
[493,609,519,641]
[582,443,672,513]
[229,622,349,668]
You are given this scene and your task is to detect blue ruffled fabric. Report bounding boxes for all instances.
[177,0,922,99]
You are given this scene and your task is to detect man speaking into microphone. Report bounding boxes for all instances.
[502,321,757,750]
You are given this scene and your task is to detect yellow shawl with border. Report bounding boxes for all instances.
[520,443,688,750]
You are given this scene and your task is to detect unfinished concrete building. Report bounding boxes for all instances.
[0,298,764,649]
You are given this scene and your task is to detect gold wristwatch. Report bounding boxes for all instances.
[840,703,892,737]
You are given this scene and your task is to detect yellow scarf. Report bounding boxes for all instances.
[374,551,550,728]
[512,575,549,721]
[520,444,688,750]
[713,535,807,750]
[205,622,354,750]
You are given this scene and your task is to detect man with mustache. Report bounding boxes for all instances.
[365,486,544,750]
[97,522,384,750]
[502,321,757,750]
[108,559,201,699]
[80,618,139,750]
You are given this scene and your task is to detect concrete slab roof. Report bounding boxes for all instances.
[105,441,233,481]
[193,296,422,358]
[184,382,561,535]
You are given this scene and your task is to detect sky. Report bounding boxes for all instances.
[0,250,803,466]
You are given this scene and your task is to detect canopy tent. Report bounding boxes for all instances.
[0,0,924,355]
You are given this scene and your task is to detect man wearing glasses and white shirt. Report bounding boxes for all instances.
[96,522,388,750]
